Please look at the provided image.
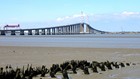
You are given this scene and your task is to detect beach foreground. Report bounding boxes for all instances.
[0,46,140,79]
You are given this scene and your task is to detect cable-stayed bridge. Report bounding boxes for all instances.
[0,23,107,35]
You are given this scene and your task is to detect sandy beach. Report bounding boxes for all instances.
[0,46,140,79]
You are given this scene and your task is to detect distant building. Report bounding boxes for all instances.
[3,24,20,30]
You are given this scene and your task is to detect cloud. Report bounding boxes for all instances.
[56,13,87,22]
[56,11,140,22]
[121,11,140,16]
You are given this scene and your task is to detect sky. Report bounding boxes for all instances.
[0,0,140,32]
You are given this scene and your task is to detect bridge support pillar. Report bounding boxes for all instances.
[54,27,58,35]
[20,30,24,35]
[69,26,72,34]
[62,27,66,34]
[47,28,51,35]
[61,27,64,35]
[65,27,67,34]
[0,30,6,35]
[52,28,55,35]
[72,26,75,34]
[72,25,74,34]
[28,30,32,35]
[54,28,56,35]
[74,25,78,34]
[72,26,74,34]
[67,26,70,34]
[11,30,16,35]
[76,25,79,34]
[56,27,59,35]
[74,26,77,34]
[64,27,67,34]
[80,23,84,33]
[35,29,39,35]
[41,29,45,35]
[86,24,90,33]
[58,27,61,35]
[77,25,80,34]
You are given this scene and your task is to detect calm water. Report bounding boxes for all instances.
[0,34,140,48]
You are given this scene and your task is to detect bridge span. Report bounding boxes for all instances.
[0,23,107,36]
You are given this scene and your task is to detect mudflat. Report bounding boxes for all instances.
[0,46,140,79]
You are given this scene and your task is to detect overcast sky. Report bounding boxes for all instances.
[0,0,140,32]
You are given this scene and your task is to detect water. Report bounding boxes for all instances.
[0,34,140,48]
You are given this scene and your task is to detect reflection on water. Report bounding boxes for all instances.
[0,34,140,48]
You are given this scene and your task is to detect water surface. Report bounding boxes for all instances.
[0,34,140,48]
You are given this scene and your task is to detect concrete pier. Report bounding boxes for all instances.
[52,28,55,35]
[28,30,32,35]
[35,29,39,35]
[0,30,6,35]
[20,30,24,35]
[41,29,45,35]
[80,23,84,33]
[47,28,51,35]
[11,30,16,35]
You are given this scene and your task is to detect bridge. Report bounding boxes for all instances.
[0,23,107,36]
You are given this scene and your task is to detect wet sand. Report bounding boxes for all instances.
[0,46,140,79]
